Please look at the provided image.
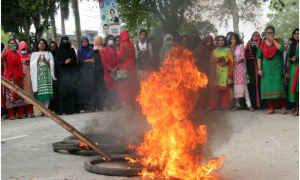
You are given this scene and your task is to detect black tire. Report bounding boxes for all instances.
[63,133,131,153]
[53,133,133,155]
[84,154,158,176]
[52,141,81,151]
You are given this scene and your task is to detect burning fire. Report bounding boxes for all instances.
[78,141,98,151]
[128,47,225,179]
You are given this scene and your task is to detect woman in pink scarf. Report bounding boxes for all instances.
[19,41,35,117]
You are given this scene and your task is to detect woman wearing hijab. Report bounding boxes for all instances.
[190,31,201,51]
[49,41,60,114]
[30,39,56,112]
[19,41,35,117]
[117,30,138,109]
[287,28,299,112]
[100,35,118,109]
[160,34,173,66]
[257,26,286,115]
[245,31,262,109]
[208,35,234,110]
[1,38,26,120]
[194,35,216,110]
[77,36,96,112]
[55,36,78,115]
[93,35,106,110]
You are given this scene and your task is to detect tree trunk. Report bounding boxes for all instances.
[146,15,151,35]
[61,8,66,35]
[17,0,30,39]
[230,0,239,34]
[51,13,58,42]
[72,0,81,48]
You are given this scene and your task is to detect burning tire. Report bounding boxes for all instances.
[52,133,131,156]
[84,154,158,176]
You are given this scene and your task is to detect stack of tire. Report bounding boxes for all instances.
[52,133,131,156]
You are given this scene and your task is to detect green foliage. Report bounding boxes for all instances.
[117,0,199,33]
[1,1,27,34]
[1,30,11,44]
[267,0,299,39]
[180,20,218,39]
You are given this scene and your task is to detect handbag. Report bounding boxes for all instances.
[116,44,128,79]
[227,78,234,85]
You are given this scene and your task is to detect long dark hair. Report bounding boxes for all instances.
[290,28,299,58]
[104,34,114,47]
[230,33,242,46]
[35,38,49,52]
[216,35,227,48]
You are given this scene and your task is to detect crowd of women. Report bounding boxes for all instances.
[1,25,299,120]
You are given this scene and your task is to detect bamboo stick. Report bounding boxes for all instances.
[1,76,111,161]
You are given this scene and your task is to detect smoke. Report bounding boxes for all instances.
[80,109,151,145]
[189,110,232,160]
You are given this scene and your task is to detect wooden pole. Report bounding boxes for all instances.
[1,76,111,161]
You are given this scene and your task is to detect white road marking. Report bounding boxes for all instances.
[1,135,29,142]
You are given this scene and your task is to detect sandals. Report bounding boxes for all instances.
[248,106,255,112]
[18,115,26,119]
[27,114,35,118]
[9,116,16,120]
[1,114,8,121]
[266,110,275,115]
[281,108,287,114]
[232,106,241,111]
[293,111,299,116]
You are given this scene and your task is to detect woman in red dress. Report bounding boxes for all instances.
[117,31,138,109]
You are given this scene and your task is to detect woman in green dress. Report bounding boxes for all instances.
[257,26,286,114]
[287,28,299,112]
[30,39,57,113]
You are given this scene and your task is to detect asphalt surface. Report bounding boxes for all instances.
[1,108,299,180]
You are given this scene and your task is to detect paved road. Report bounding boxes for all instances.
[1,109,298,180]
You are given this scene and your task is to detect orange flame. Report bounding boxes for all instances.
[79,141,89,150]
[132,47,224,179]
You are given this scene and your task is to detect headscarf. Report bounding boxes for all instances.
[120,30,131,42]
[56,36,72,63]
[190,31,201,50]
[18,41,31,63]
[78,36,93,59]
[49,41,58,57]
[199,35,216,55]
[261,38,281,60]
[163,34,173,47]
[251,31,261,48]
[93,36,103,50]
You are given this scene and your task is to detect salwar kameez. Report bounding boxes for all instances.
[117,31,138,105]
[2,49,26,118]
[100,45,118,109]
[257,39,286,110]
[208,48,233,109]
[30,51,56,108]
[245,43,261,108]
[288,46,299,103]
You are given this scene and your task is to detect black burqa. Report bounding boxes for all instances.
[55,37,78,114]
[77,36,96,112]
[49,41,60,114]
[92,49,106,110]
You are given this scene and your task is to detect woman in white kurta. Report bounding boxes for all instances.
[30,39,56,109]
